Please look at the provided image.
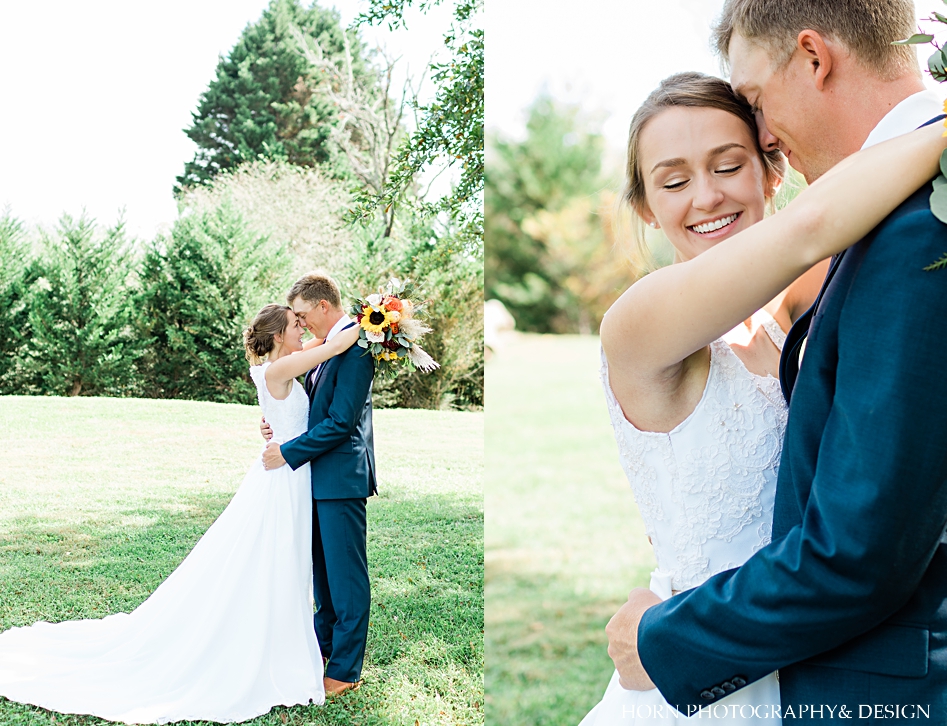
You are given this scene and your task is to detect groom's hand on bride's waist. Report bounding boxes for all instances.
[606,588,661,691]
[260,417,273,442]
[262,441,286,470]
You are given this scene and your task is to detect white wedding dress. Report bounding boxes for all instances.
[581,313,787,725]
[0,363,324,723]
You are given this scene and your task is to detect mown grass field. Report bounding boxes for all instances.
[0,396,483,726]
[485,334,655,726]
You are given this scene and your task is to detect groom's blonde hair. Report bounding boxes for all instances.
[287,271,343,310]
[713,0,920,81]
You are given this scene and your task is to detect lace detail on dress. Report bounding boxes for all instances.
[600,331,787,592]
[250,363,310,444]
[761,317,786,352]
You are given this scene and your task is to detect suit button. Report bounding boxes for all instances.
[700,690,715,701]
[732,676,747,688]
[720,681,735,692]
[711,686,726,697]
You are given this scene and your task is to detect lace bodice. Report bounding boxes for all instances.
[250,363,310,443]
[601,319,788,592]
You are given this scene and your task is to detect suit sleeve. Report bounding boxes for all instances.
[637,206,947,710]
[279,347,373,470]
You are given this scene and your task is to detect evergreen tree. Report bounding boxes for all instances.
[485,95,608,333]
[0,212,37,394]
[177,0,372,190]
[24,214,139,396]
[135,202,291,403]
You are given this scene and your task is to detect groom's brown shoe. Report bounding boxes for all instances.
[323,676,361,697]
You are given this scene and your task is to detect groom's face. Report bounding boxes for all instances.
[292,297,331,339]
[728,32,836,183]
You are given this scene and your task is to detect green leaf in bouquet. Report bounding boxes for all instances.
[357,338,369,348]
[924,252,947,271]
[935,11,947,24]
[929,183,947,224]
[934,174,947,190]
[930,48,947,82]
[892,33,934,45]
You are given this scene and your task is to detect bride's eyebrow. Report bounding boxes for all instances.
[650,157,687,174]
[651,143,748,175]
[708,143,748,157]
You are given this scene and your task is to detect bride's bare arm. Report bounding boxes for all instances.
[602,122,947,378]
[265,325,361,391]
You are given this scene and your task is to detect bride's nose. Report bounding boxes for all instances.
[692,174,725,211]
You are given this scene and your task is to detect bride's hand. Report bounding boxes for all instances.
[606,587,662,690]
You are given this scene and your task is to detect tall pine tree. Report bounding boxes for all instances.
[25,214,139,397]
[0,213,37,394]
[177,0,372,190]
[135,203,291,403]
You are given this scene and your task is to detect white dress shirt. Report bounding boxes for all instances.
[861,89,944,149]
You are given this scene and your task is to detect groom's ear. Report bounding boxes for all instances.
[796,29,833,92]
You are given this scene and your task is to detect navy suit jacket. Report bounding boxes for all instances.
[638,176,947,714]
[280,325,377,500]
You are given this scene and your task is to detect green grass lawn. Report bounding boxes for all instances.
[0,396,483,726]
[485,334,655,726]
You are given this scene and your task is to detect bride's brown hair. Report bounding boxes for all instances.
[619,72,786,272]
[244,304,293,365]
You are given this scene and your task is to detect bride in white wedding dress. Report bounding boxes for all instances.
[0,304,359,724]
[580,72,947,724]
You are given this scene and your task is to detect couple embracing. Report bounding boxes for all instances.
[583,0,947,722]
[0,271,376,722]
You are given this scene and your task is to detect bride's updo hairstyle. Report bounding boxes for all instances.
[620,72,786,272]
[244,304,293,365]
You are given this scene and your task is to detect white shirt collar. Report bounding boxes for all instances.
[861,89,944,149]
[325,314,353,342]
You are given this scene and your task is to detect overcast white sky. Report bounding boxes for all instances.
[487,0,947,153]
[0,0,454,240]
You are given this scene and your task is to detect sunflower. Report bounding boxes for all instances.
[359,305,396,334]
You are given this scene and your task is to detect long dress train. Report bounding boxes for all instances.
[0,363,323,723]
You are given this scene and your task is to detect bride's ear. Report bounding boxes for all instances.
[639,205,659,230]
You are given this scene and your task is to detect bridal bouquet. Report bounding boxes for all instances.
[351,278,440,378]
[895,17,947,264]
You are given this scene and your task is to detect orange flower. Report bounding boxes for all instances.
[383,296,403,312]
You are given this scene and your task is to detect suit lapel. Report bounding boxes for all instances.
[779,250,847,403]
[306,321,359,402]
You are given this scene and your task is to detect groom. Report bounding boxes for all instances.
[608,0,947,717]
[262,271,377,697]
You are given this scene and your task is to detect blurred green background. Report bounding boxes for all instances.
[485,333,655,726]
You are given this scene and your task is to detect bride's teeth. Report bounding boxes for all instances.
[692,213,737,234]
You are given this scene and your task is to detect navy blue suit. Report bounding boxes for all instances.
[638,161,947,716]
[281,323,377,683]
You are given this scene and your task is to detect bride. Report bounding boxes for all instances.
[581,71,947,724]
[0,303,359,723]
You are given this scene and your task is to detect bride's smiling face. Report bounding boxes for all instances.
[637,105,772,262]
[280,310,305,353]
